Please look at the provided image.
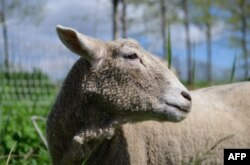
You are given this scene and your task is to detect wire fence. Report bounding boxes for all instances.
[0,28,77,110]
[0,27,77,164]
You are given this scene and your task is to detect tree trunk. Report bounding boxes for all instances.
[121,0,127,38]
[204,0,212,84]
[240,0,248,79]
[182,0,192,86]
[160,0,167,62]
[1,0,9,73]
[112,0,119,40]
[206,22,212,84]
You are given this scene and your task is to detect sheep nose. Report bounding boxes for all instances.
[181,91,192,101]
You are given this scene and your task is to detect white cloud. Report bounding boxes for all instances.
[211,21,225,40]
[43,0,113,40]
[170,24,205,48]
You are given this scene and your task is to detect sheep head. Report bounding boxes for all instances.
[56,25,192,122]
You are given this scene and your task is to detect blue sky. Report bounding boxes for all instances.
[0,0,247,81]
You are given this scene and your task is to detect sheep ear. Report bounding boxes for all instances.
[56,25,104,63]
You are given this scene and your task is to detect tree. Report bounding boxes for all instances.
[160,0,167,62]
[121,0,127,38]
[128,0,179,62]
[112,0,119,39]
[182,0,193,86]
[0,0,45,72]
[190,0,215,84]
[217,0,250,80]
[112,0,127,39]
[0,0,9,72]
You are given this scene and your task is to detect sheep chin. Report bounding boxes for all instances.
[155,103,189,122]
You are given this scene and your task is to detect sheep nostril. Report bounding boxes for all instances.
[181,91,192,101]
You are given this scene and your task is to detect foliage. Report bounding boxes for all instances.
[0,0,45,25]
[0,70,57,164]
[216,0,250,33]
[128,0,180,34]
[5,142,17,165]
[167,26,172,69]
[191,57,196,87]
[189,0,216,28]
[216,0,250,79]
[230,55,237,83]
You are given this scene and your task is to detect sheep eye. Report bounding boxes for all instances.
[124,53,138,60]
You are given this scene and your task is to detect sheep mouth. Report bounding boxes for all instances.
[165,102,191,113]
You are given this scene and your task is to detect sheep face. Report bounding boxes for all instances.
[56,25,192,122]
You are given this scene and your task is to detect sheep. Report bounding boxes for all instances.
[46,25,192,165]
[116,82,250,165]
[84,82,250,165]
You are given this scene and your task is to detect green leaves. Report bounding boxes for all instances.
[0,70,56,164]
[230,55,237,83]
[167,26,172,69]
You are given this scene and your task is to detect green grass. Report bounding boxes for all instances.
[0,70,58,164]
[182,135,234,165]
[0,101,53,165]
[5,142,17,165]
[167,26,172,69]
[230,55,237,83]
